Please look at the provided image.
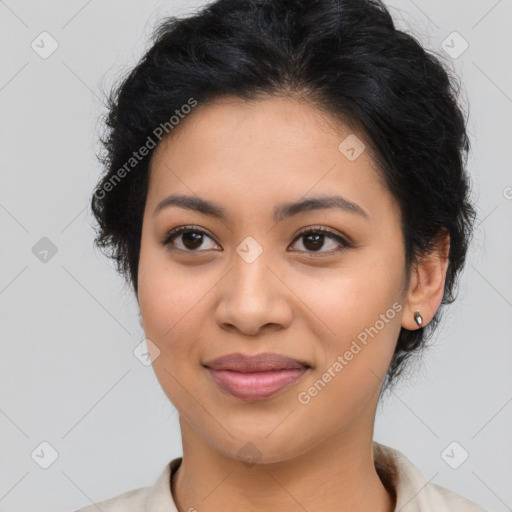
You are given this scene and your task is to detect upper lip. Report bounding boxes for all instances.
[203,352,310,372]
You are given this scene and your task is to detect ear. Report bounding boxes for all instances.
[401,230,450,330]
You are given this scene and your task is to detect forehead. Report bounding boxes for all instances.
[147,96,396,222]
[153,95,367,158]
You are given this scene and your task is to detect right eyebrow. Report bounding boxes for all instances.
[153,194,227,219]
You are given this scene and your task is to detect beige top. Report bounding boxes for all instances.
[75,442,488,511]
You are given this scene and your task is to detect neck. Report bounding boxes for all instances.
[172,419,395,512]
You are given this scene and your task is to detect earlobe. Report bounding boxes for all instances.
[413,311,423,327]
[401,231,450,331]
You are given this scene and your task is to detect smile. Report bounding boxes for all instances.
[206,367,310,401]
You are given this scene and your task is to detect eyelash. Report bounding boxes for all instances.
[160,225,352,256]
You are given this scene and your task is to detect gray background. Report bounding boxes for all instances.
[1,0,511,511]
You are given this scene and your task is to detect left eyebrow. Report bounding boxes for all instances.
[273,195,369,222]
[152,194,369,222]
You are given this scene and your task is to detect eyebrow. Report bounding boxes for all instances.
[153,194,368,222]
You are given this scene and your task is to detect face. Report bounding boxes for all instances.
[137,96,409,463]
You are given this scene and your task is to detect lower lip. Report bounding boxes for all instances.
[206,367,309,401]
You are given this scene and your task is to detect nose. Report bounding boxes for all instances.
[214,251,293,336]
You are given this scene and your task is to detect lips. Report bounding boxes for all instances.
[203,352,311,401]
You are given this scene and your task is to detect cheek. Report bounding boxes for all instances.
[137,251,227,396]
[291,244,405,402]
[292,245,404,339]
[137,256,207,401]
[293,273,403,430]
[138,240,208,337]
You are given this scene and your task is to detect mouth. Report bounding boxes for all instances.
[202,352,311,402]
[205,367,310,401]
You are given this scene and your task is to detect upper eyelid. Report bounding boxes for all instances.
[163,225,349,248]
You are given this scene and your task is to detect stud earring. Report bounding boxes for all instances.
[413,311,423,327]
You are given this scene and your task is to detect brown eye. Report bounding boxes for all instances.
[289,227,351,255]
[161,226,220,252]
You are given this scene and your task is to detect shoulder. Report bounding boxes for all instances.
[73,486,150,512]
[72,457,180,512]
[373,441,489,512]
[428,481,489,511]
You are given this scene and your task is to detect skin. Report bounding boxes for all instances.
[137,95,450,512]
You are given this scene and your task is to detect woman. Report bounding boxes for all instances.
[79,0,486,510]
